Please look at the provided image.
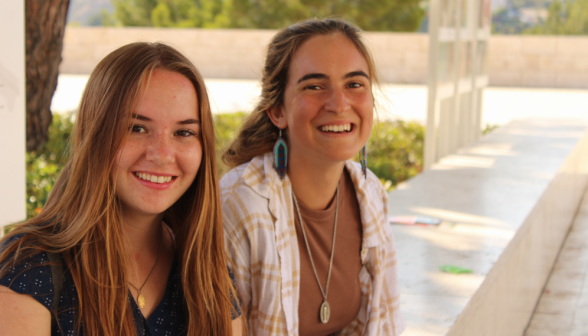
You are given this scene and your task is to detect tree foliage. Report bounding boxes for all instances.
[492,7,534,34]
[524,0,588,35]
[111,0,425,31]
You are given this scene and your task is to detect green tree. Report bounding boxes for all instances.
[492,8,534,34]
[111,0,425,31]
[112,0,158,26]
[524,0,588,35]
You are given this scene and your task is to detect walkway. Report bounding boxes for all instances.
[525,192,588,336]
[51,75,588,128]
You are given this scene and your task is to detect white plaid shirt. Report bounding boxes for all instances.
[221,153,405,336]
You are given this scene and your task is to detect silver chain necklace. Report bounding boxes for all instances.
[292,183,339,324]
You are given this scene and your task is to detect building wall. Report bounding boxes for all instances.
[0,0,26,231]
[60,27,588,89]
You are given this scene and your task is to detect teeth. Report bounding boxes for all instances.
[135,172,173,184]
[321,124,351,133]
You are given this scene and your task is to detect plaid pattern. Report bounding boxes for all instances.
[221,153,405,336]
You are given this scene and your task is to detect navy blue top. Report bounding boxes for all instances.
[0,238,241,336]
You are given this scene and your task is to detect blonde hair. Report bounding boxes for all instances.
[223,18,379,168]
[0,42,236,335]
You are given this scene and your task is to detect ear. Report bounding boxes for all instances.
[267,105,288,129]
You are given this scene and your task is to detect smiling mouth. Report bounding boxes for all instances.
[320,124,352,133]
[134,172,174,184]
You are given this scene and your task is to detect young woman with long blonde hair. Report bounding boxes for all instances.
[0,42,242,335]
[221,18,404,335]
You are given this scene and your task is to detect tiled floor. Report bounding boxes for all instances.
[525,193,588,336]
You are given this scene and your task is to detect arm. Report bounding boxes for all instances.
[0,285,51,336]
[222,191,253,316]
[231,316,243,336]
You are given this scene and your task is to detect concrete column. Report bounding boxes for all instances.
[0,0,26,234]
[424,0,491,170]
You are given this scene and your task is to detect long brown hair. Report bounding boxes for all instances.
[222,18,379,168]
[0,42,236,335]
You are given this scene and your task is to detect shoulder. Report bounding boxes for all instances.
[0,237,56,312]
[345,160,387,202]
[221,155,288,252]
[220,154,280,218]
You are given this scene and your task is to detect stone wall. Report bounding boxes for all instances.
[489,35,588,88]
[60,27,588,89]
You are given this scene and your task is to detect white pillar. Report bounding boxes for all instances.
[0,0,26,234]
[424,0,492,170]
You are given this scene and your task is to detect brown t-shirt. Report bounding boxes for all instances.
[294,168,363,336]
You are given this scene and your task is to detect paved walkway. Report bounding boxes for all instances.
[51,75,588,127]
[525,192,588,336]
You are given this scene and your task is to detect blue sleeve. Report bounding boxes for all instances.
[0,246,55,311]
[228,267,242,319]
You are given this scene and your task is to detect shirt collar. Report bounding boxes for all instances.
[242,153,391,248]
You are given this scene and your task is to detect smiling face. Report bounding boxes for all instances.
[113,69,202,222]
[268,33,374,167]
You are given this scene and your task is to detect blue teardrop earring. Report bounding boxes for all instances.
[274,129,288,180]
[360,144,367,179]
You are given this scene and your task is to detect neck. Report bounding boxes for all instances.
[287,149,345,210]
[122,212,164,258]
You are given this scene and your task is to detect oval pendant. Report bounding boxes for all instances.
[319,300,330,324]
[137,293,146,309]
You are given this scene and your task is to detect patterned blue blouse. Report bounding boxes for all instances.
[0,240,241,336]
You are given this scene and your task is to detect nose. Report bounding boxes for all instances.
[324,87,350,114]
[146,133,174,166]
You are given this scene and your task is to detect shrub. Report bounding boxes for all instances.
[26,113,73,219]
[213,112,249,177]
[25,112,424,219]
[367,120,424,191]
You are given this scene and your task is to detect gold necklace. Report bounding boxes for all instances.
[129,230,163,309]
[292,183,339,324]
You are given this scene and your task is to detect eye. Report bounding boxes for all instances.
[130,125,147,133]
[348,82,364,89]
[176,129,197,137]
[304,84,322,90]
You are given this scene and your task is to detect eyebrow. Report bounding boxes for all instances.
[296,71,370,83]
[297,73,328,83]
[345,71,369,79]
[132,114,200,125]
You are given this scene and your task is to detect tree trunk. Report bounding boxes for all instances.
[25,0,70,152]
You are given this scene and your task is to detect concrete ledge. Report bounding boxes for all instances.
[388,119,588,335]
